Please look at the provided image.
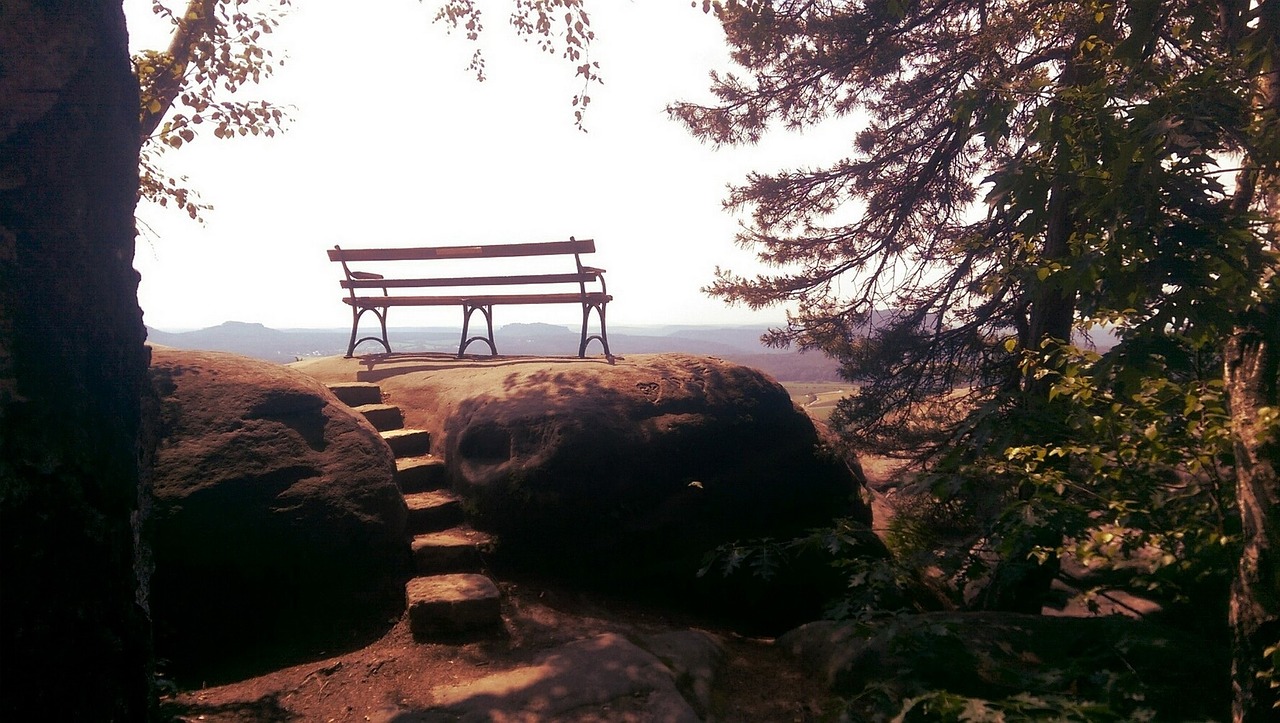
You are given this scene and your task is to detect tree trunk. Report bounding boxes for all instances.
[1024,182,1077,352]
[977,54,1085,614]
[1228,3,1280,719]
[1227,314,1280,722]
[0,1,153,719]
[138,0,219,139]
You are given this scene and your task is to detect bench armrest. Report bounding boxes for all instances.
[350,271,385,280]
[580,266,608,297]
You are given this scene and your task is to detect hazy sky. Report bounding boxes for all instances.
[126,0,856,331]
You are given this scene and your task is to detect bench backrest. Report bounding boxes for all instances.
[329,238,604,294]
[328,238,596,264]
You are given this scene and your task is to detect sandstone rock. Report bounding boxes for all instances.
[147,348,409,677]
[412,528,493,573]
[405,573,502,637]
[417,633,705,722]
[636,630,727,717]
[293,353,882,628]
[779,612,1229,719]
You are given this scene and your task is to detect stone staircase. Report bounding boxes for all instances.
[326,382,502,640]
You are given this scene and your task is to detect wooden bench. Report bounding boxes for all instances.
[328,237,612,359]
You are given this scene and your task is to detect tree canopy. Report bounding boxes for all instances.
[133,0,291,221]
[674,0,1278,718]
[131,0,602,223]
[433,0,601,127]
[674,0,1271,402]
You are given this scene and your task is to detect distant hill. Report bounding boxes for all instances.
[146,317,1120,383]
[144,321,845,381]
[147,322,384,362]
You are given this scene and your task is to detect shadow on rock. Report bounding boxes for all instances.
[780,611,1230,720]
[146,349,410,685]
[434,355,883,631]
[372,632,723,723]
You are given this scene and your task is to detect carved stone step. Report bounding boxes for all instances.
[404,490,464,533]
[354,403,403,432]
[396,455,447,493]
[326,382,382,407]
[381,428,431,458]
[406,573,502,638]
[412,528,493,574]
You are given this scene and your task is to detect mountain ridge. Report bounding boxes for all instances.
[145,321,844,382]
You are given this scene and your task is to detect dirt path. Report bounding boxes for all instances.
[161,577,830,722]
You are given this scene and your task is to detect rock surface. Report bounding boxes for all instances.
[147,348,409,677]
[294,353,879,624]
[406,573,502,637]
[779,612,1229,719]
[157,574,821,723]
[373,632,723,722]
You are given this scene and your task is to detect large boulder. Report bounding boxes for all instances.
[146,348,408,679]
[441,355,866,572]
[294,353,880,625]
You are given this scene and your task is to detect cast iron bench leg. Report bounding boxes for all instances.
[459,303,497,357]
[347,306,391,358]
[578,300,611,358]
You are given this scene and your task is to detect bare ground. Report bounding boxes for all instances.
[160,574,833,722]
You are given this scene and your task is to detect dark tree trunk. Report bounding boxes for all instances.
[1024,182,1077,353]
[1226,313,1280,722]
[978,65,1082,615]
[0,1,153,720]
[1227,4,1280,719]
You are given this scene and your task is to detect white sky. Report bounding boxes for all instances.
[126,0,858,331]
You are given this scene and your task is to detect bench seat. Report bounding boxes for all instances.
[329,238,612,358]
[343,292,612,308]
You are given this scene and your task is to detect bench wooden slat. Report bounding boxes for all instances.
[341,272,600,289]
[343,292,612,307]
[328,238,596,263]
[329,237,611,358]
